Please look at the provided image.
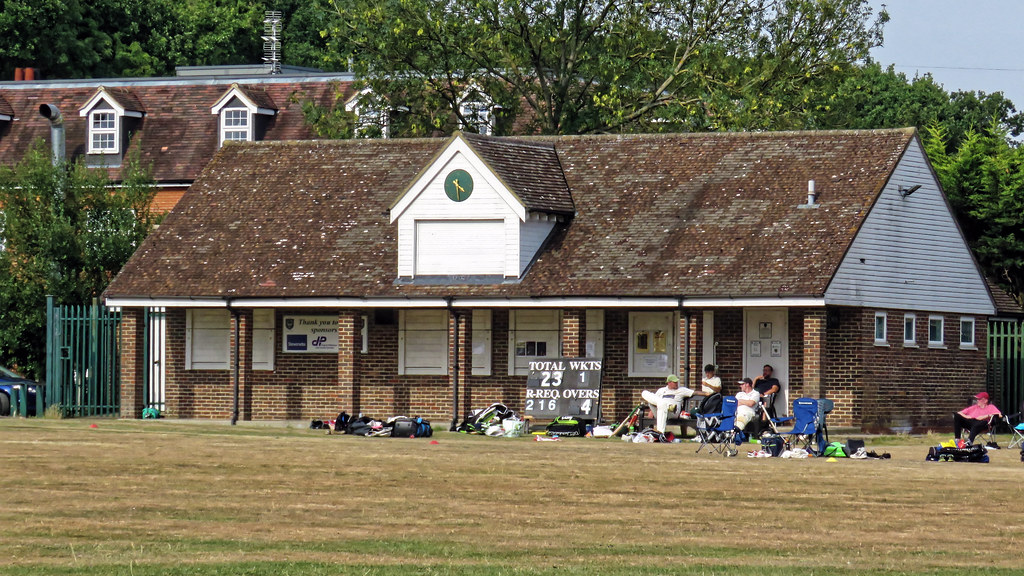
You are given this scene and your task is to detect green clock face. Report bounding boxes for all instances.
[443,169,474,202]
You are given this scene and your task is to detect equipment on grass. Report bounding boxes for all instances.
[611,403,645,437]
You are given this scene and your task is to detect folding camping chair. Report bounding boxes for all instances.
[772,397,833,456]
[695,395,738,456]
[1003,401,1024,450]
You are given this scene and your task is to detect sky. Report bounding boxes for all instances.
[869,0,1024,108]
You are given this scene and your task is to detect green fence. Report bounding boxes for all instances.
[988,319,1024,419]
[46,297,122,417]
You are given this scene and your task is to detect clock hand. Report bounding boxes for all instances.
[453,179,466,200]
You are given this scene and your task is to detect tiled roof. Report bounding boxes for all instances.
[462,132,573,214]
[986,276,1024,316]
[235,85,278,110]
[104,129,916,301]
[0,75,353,183]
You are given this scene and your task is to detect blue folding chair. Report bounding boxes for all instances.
[772,397,833,456]
[695,395,738,456]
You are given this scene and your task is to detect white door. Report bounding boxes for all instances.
[743,308,789,416]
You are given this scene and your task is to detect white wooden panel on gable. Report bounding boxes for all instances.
[394,140,530,278]
[415,220,506,275]
[520,217,556,274]
[826,138,995,315]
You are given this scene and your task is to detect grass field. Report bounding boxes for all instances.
[1,418,1022,576]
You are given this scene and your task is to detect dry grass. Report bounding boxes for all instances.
[1,419,1022,575]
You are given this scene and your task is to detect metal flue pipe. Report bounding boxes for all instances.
[38,104,66,165]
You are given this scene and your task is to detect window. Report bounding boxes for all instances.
[472,310,492,376]
[873,312,888,345]
[345,88,390,138]
[585,309,605,359]
[629,312,675,377]
[458,86,495,136]
[960,317,976,348]
[903,314,917,346]
[398,310,448,375]
[221,108,251,144]
[928,315,945,347]
[89,110,118,153]
[185,309,230,370]
[252,309,275,371]
[508,310,560,375]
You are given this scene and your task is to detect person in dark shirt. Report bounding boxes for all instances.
[751,364,781,425]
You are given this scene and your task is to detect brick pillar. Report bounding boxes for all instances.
[337,309,361,413]
[449,310,472,428]
[119,308,145,419]
[677,313,698,388]
[229,309,252,420]
[561,308,586,357]
[803,310,826,398]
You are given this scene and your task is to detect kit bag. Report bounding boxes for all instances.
[388,416,433,438]
[545,415,588,437]
[761,434,786,457]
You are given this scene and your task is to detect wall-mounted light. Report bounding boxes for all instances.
[899,184,922,198]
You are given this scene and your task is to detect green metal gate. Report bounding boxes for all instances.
[45,297,121,417]
[988,319,1024,418]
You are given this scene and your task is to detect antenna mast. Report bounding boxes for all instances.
[263,11,283,74]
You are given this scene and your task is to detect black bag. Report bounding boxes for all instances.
[846,438,865,456]
[761,434,785,457]
[346,416,374,436]
[926,444,989,463]
[388,416,433,438]
[545,415,588,437]
[457,403,516,434]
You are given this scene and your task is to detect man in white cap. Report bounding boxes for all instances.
[641,374,699,433]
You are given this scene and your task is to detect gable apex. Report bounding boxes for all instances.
[210,83,277,116]
[78,87,145,118]
[389,132,527,223]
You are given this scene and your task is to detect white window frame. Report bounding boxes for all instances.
[88,110,119,154]
[928,315,945,348]
[398,310,449,375]
[628,311,676,378]
[345,88,390,138]
[959,317,976,349]
[585,309,605,359]
[471,310,492,376]
[220,107,251,145]
[903,313,917,347]
[508,310,560,376]
[458,86,495,136]
[252,309,275,371]
[185,309,230,370]
[873,312,888,345]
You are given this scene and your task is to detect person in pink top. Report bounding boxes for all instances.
[954,391,1001,444]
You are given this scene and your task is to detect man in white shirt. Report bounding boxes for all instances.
[701,364,722,395]
[734,377,761,431]
[640,374,697,433]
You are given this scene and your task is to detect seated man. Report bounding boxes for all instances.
[641,374,698,433]
[734,377,761,432]
[751,364,781,427]
[954,391,1001,444]
[700,364,722,395]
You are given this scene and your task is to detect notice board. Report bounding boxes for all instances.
[524,357,603,420]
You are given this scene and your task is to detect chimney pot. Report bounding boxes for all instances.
[14,67,24,81]
[807,179,817,205]
[24,67,35,81]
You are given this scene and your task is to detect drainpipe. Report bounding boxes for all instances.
[228,302,240,425]
[446,296,460,431]
[679,297,690,387]
[38,104,66,166]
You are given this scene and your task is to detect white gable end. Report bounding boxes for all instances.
[825,137,995,315]
[392,135,534,280]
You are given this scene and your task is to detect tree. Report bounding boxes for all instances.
[811,62,1024,152]
[925,122,1024,307]
[320,0,887,136]
[0,142,160,379]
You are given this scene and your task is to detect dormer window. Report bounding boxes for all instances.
[211,84,277,147]
[221,107,251,142]
[78,88,144,161]
[345,88,389,138]
[458,86,496,136]
[89,110,118,153]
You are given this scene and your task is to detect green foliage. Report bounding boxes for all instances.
[0,142,160,379]
[318,0,887,136]
[0,0,338,79]
[925,122,1024,306]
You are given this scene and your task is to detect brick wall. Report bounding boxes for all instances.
[146,305,987,430]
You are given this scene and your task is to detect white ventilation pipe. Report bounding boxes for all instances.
[38,104,66,165]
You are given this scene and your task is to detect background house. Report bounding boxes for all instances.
[0,65,355,212]
[103,129,999,431]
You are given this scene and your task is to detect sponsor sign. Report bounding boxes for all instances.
[282,315,338,353]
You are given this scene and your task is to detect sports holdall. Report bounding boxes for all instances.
[545,415,589,437]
